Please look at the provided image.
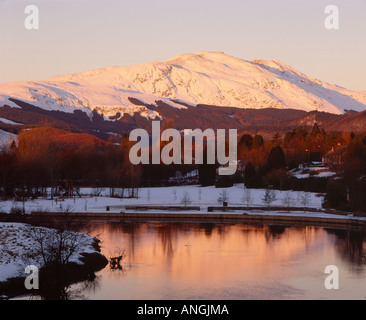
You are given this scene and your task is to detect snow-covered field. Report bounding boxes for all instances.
[0,185,324,215]
[0,222,98,283]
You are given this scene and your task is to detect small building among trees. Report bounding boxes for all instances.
[322,146,346,166]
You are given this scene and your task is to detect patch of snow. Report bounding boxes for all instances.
[0,118,22,125]
[0,222,98,283]
[0,129,17,148]
[291,166,337,179]
[294,171,337,179]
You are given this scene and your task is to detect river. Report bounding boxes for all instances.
[56,220,366,300]
[18,219,366,300]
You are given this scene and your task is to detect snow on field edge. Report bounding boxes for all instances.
[0,223,97,283]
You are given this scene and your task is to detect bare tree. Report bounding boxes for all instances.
[300,192,311,212]
[92,187,102,197]
[282,191,293,211]
[241,187,252,209]
[261,189,277,208]
[25,221,93,266]
[181,191,192,206]
[57,203,74,214]
[109,247,127,270]
[217,189,230,205]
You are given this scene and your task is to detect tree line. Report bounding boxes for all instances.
[237,124,366,213]
[0,127,141,199]
[0,124,365,213]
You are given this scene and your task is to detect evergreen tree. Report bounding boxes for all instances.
[267,146,286,170]
[271,132,282,147]
[310,123,321,137]
[238,134,253,150]
[252,135,264,149]
[198,145,216,186]
[244,161,256,187]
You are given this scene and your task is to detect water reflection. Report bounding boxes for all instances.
[25,271,102,300]
[326,229,366,269]
[31,221,366,299]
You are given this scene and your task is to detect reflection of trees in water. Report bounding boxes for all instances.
[241,224,326,247]
[241,224,267,245]
[216,224,232,238]
[156,222,226,260]
[70,274,102,300]
[102,221,235,261]
[118,222,195,258]
[157,225,174,260]
[108,248,127,270]
[156,223,195,260]
[79,221,366,269]
[107,262,132,281]
[326,229,366,269]
[195,223,233,241]
[107,222,144,257]
[30,272,102,300]
[266,225,287,239]
[198,223,215,236]
[113,222,143,234]
[91,221,366,270]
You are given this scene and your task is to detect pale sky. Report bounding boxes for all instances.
[0,0,365,91]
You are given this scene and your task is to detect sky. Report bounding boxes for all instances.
[0,0,365,91]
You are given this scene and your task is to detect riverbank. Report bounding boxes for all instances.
[31,209,366,229]
[0,222,108,300]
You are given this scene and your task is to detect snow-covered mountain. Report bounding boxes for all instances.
[0,129,17,147]
[1,51,366,120]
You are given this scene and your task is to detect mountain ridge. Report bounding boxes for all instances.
[1,51,366,121]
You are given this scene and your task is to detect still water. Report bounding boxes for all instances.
[60,221,366,299]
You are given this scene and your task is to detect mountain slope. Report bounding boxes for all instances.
[1,52,366,121]
[333,110,366,132]
[0,128,17,148]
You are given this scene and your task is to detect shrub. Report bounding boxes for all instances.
[215,176,233,188]
[10,206,24,215]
